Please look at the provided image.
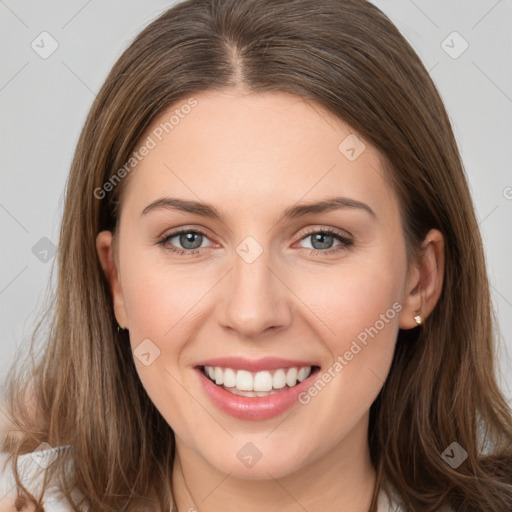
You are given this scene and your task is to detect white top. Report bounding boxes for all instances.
[0,445,77,511]
[0,445,404,511]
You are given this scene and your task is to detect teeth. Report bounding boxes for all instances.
[286,367,298,387]
[223,368,237,388]
[254,371,273,391]
[272,369,287,389]
[236,370,253,391]
[203,365,313,392]
[297,367,311,382]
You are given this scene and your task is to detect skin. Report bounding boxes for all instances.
[97,89,444,512]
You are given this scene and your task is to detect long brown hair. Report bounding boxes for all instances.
[2,0,511,510]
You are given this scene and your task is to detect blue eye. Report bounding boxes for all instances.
[297,228,353,255]
[158,229,211,255]
[158,227,353,256]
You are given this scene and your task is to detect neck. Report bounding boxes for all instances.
[171,415,377,512]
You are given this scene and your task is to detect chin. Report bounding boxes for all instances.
[197,438,313,481]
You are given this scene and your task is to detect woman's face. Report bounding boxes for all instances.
[99,89,419,479]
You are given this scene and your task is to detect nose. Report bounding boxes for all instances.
[218,244,293,338]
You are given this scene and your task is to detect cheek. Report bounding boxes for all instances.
[297,252,405,347]
[290,249,406,430]
[117,254,213,405]
[117,256,212,430]
[120,252,212,343]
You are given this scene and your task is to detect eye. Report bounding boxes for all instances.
[296,228,353,255]
[158,228,213,255]
[157,226,353,257]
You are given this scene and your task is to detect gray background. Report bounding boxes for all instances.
[1,1,511,403]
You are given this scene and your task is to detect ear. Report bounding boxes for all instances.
[399,229,445,329]
[96,230,129,329]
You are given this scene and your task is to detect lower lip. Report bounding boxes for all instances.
[196,367,319,420]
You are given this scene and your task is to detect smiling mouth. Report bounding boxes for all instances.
[200,365,321,397]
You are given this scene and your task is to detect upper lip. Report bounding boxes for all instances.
[195,357,319,372]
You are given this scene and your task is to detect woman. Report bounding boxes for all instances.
[1,0,511,511]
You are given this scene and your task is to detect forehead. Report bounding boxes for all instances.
[119,89,397,223]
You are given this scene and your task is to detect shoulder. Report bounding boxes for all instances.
[377,486,404,511]
[0,445,76,512]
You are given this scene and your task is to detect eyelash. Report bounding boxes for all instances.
[157,227,353,257]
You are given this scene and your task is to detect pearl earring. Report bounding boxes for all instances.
[414,314,422,325]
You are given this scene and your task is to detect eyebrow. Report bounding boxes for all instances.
[140,196,376,221]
